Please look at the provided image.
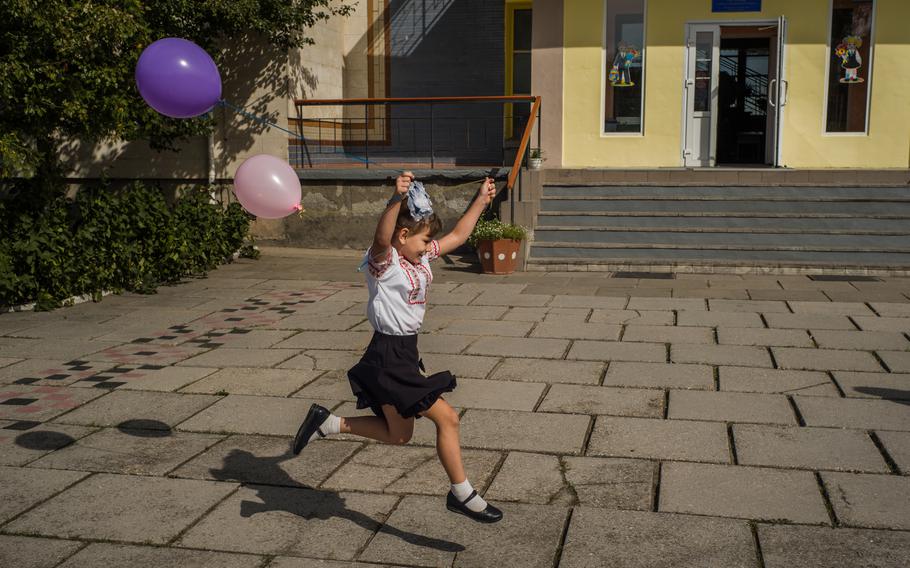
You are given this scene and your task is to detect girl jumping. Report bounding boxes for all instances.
[293,171,502,523]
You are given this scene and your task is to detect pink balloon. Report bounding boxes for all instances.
[233,155,302,219]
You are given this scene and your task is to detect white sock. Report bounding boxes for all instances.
[308,413,341,443]
[451,479,488,512]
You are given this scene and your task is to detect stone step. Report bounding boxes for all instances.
[527,246,910,268]
[532,230,910,252]
[534,216,910,235]
[539,199,910,218]
[542,185,910,201]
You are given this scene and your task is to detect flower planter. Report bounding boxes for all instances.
[476,239,521,275]
[529,157,543,170]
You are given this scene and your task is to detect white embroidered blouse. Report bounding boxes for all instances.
[364,240,440,335]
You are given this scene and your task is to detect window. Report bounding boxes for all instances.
[825,0,874,133]
[604,0,645,133]
[506,6,532,140]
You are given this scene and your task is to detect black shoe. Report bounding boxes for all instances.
[446,490,503,523]
[292,403,330,455]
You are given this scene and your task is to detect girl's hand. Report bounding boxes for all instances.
[477,177,496,205]
[395,171,414,195]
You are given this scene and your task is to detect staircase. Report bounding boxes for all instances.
[527,183,910,274]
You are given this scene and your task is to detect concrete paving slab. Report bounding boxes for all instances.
[178,486,398,558]
[270,315,365,332]
[489,358,604,384]
[177,395,337,436]
[748,289,829,301]
[467,336,569,359]
[384,448,501,496]
[812,330,910,351]
[417,353,499,379]
[669,391,796,425]
[673,288,750,300]
[568,340,666,363]
[499,307,552,322]
[626,298,706,311]
[86,343,210,365]
[275,353,317,370]
[852,316,910,333]
[180,367,322,396]
[795,396,910,431]
[0,422,96,466]
[677,311,764,328]
[671,344,773,367]
[0,385,106,421]
[441,319,534,337]
[0,338,122,361]
[789,302,875,316]
[764,313,857,330]
[732,424,888,472]
[297,350,363,371]
[292,371,357,402]
[268,557,404,568]
[459,409,590,454]
[878,350,910,372]
[472,290,553,307]
[173,435,360,488]
[538,384,664,417]
[30,427,223,475]
[659,462,829,524]
[758,524,910,568]
[115,365,220,392]
[718,328,813,347]
[558,508,755,568]
[532,321,622,341]
[428,305,509,320]
[603,361,714,390]
[6,473,234,543]
[0,357,21,368]
[822,472,910,529]
[773,348,884,372]
[549,295,627,309]
[564,457,655,510]
[0,535,83,568]
[833,371,910,400]
[875,431,910,473]
[709,299,790,313]
[545,307,597,322]
[54,390,217,429]
[442,378,545,411]
[588,309,674,325]
[416,334,477,354]
[870,303,910,317]
[485,451,564,504]
[177,347,300,368]
[587,416,730,463]
[273,331,372,351]
[0,465,88,523]
[719,367,838,396]
[57,543,264,568]
[624,325,714,344]
[320,458,419,493]
[359,495,568,568]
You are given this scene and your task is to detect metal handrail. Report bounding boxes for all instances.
[508,95,541,192]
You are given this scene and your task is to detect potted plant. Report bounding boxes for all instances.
[529,148,545,169]
[468,218,528,275]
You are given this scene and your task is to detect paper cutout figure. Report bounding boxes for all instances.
[835,35,864,84]
[610,42,640,87]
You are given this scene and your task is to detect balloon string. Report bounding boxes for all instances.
[217,99,369,164]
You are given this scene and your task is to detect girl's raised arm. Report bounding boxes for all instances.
[371,171,413,260]
[436,177,496,257]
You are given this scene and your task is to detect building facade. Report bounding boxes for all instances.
[536,0,910,169]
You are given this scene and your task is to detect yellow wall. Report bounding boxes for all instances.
[562,0,910,168]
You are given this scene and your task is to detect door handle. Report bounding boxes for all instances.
[769,78,777,108]
[780,80,789,106]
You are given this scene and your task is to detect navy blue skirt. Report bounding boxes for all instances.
[347,331,456,419]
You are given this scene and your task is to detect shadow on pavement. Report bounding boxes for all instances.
[211,448,465,553]
[852,386,910,406]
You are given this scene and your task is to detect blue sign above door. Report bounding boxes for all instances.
[712,0,762,12]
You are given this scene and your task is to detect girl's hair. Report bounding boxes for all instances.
[396,196,442,237]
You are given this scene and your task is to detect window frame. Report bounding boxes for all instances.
[821,0,876,136]
[601,0,648,137]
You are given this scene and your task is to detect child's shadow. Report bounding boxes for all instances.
[209,448,464,553]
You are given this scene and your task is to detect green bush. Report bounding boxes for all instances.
[0,182,252,310]
[467,217,528,248]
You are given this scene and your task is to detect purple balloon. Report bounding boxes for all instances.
[233,155,302,219]
[135,38,221,118]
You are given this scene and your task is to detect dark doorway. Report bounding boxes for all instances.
[716,37,770,165]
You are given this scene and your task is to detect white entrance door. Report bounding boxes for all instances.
[769,15,788,166]
[684,24,720,167]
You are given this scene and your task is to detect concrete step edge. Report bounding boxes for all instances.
[530,242,910,253]
[533,225,910,236]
